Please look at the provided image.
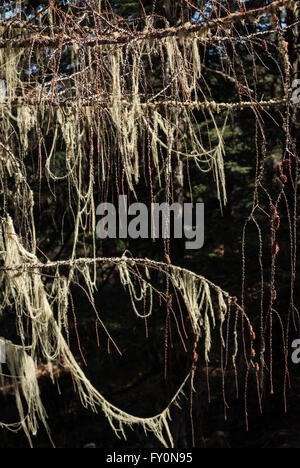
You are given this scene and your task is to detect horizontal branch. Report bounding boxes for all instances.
[133,98,294,111]
[0,254,247,316]
[0,361,70,394]
[0,0,292,49]
[0,96,296,111]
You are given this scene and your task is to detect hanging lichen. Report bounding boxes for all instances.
[0,0,296,448]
